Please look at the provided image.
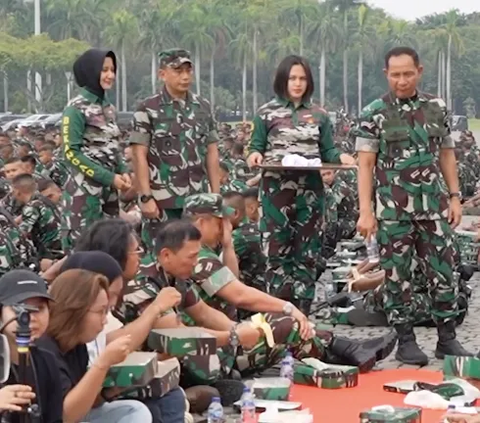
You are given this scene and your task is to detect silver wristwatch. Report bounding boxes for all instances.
[283,302,294,316]
[228,325,239,348]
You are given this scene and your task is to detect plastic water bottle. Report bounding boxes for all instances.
[280,351,294,382]
[207,397,224,423]
[324,281,335,300]
[366,234,380,264]
[240,387,256,423]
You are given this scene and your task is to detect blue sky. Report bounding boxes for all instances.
[367,0,479,21]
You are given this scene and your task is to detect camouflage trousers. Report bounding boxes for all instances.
[141,208,183,252]
[364,286,432,325]
[377,219,458,325]
[260,171,324,301]
[60,179,119,252]
[181,313,331,385]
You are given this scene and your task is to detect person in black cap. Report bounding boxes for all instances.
[60,48,132,253]
[0,269,63,422]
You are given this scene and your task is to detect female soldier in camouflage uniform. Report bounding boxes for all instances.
[247,55,355,314]
[60,49,131,251]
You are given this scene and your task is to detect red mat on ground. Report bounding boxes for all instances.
[290,368,452,422]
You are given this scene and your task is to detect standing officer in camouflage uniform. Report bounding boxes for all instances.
[247,55,355,314]
[355,46,471,365]
[130,48,220,252]
[61,48,131,251]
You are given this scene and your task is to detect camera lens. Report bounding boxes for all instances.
[18,311,30,327]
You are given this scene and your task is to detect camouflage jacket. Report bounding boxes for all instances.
[0,229,24,277]
[117,261,201,324]
[220,178,248,195]
[232,158,250,181]
[248,97,341,164]
[354,92,453,221]
[0,210,36,271]
[62,88,128,193]
[0,191,23,217]
[188,245,237,320]
[49,148,69,187]
[19,193,62,258]
[232,218,266,292]
[130,87,218,209]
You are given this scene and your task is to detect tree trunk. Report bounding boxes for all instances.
[3,72,8,112]
[358,50,363,114]
[343,49,348,113]
[151,49,157,95]
[121,43,127,111]
[195,44,201,95]
[252,28,258,113]
[437,50,442,98]
[342,12,348,113]
[441,50,446,100]
[242,53,247,121]
[299,15,304,56]
[27,70,32,113]
[446,35,452,110]
[210,51,215,112]
[320,49,326,107]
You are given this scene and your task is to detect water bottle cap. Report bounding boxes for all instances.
[243,387,250,392]
[212,397,221,402]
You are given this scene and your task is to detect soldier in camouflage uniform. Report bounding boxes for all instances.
[130,48,220,254]
[1,157,27,217]
[12,174,62,259]
[219,162,248,195]
[60,48,131,252]
[247,55,355,314]
[223,191,267,294]
[354,46,471,365]
[182,193,397,375]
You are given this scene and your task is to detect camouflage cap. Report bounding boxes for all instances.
[159,48,193,69]
[183,194,235,218]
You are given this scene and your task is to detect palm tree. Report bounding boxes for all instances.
[138,0,177,95]
[230,29,252,121]
[356,4,370,113]
[103,9,139,111]
[179,4,215,95]
[278,0,316,56]
[307,3,340,106]
[203,0,231,110]
[443,10,465,110]
[329,0,364,113]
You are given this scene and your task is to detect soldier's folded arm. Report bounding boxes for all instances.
[247,115,267,156]
[61,106,116,187]
[319,114,341,163]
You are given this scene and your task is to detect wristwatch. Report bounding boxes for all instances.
[140,194,154,203]
[283,302,294,316]
[228,325,239,348]
[449,192,462,200]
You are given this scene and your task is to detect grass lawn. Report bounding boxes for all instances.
[469,118,480,131]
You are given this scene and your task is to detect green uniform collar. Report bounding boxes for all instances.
[161,86,199,105]
[79,87,109,106]
[276,96,311,110]
[386,91,429,106]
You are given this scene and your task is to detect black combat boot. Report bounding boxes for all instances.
[394,324,429,365]
[435,320,472,359]
[328,331,397,373]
